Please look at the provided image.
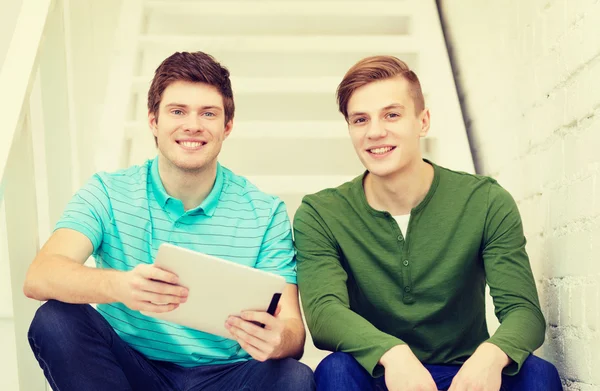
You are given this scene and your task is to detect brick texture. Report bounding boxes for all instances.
[439,0,600,389]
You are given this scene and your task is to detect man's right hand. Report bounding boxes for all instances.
[113,264,188,313]
[380,345,438,391]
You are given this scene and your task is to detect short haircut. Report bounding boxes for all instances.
[337,55,424,120]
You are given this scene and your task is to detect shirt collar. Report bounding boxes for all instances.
[149,157,224,217]
[353,158,440,216]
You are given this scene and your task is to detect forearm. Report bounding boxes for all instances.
[308,302,403,375]
[277,318,306,360]
[24,254,121,304]
[487,307,545,374]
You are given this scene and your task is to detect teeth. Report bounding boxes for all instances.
[181,141,203,148]
[370,147,393,155]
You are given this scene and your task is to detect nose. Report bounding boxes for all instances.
[183,115,203,133]
[365,118,387,139]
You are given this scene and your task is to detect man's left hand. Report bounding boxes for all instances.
[225,310,287,362]
[448,342,510,391]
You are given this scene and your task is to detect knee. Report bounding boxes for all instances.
[28,300,82,341]
[276,359,315,391]
[315,352,362,379]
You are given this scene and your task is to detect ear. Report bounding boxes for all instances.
[418,108,431,138]
[148,111,158,139]
[223,119,234,140]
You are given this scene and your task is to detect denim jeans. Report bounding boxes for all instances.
[28,300,315,391]
[314,352,562,391]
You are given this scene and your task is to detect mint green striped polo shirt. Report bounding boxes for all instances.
[55,157,297,366]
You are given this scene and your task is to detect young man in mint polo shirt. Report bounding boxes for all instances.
[24,51,314,391]
[293,56,562,391]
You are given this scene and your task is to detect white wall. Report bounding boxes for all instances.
[439,1,600,389]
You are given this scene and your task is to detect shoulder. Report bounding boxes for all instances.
[301,175,359,209]
[93,161,149,190]
[219,166,284,216]
[295,175,360,224]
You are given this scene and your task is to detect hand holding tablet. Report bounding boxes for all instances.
[141,243,286,339]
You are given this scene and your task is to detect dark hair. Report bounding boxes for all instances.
[147,51,234,143]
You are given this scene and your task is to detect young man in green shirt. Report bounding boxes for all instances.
[293,56,562,391]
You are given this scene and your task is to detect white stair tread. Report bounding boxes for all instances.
[138,35,418,53]
[132,76,343,94]
[246,175,354,194]
[145,1,416,16]
[126,121,349,139]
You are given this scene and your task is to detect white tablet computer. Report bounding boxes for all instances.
[141,243,286,338]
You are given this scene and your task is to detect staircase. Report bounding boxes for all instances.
[2,1,474,389]
[95,0,475,369]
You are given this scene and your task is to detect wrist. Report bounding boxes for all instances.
[380,344,412,368]
[478,342,510,369]
[103,269,124,303]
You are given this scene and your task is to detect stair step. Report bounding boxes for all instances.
[139,35,418,53]
[131,89,341,122]
[133,76,343,95]
[144,1,413,36]
[218,138,361,176]
[139,50,419,78]
[245,175,355,195]
[126,121,349,140]
[145,1,415,15]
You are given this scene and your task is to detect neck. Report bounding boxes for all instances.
[364,159,434,215]
[157,156,217,211]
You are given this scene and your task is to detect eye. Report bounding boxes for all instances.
[386,113,400,119]
[203,112,216,117]
[352,117,367,124]
[171,109,184,115]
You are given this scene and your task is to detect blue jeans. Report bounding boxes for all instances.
[28,300,315,391]
[314,352,562,391]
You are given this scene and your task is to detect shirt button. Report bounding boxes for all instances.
[403,260,409,266]
[397,235,402,241]
[404,286,411,293]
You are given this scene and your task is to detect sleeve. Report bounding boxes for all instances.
[254,199,297,284]
[294,199,404,377]
[483,182,546,375]
[54,174,112,254]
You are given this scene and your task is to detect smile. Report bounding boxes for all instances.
[367,146,396,155]
[177,140,206,150]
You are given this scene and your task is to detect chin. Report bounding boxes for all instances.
[363,161,399,178]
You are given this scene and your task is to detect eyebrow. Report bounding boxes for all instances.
[348,103,405,117]
[164,103,223,111]
[382,104,405,111]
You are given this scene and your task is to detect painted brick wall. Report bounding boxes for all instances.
[439,1,600,389]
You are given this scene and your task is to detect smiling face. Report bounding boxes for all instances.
[148,80,233,174]
[347,76,430,179]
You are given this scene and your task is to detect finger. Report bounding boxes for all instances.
[240,311,277,328]
[137,302,179,313]
[227,317,269,340]
[142,279,188,297]
[142,265,180,285]
[274,302,282,317]
[230,333,268,362]
[225,323,271,352]
[137,291,187,305]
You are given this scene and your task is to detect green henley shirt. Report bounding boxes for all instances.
[294,160,545,377]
